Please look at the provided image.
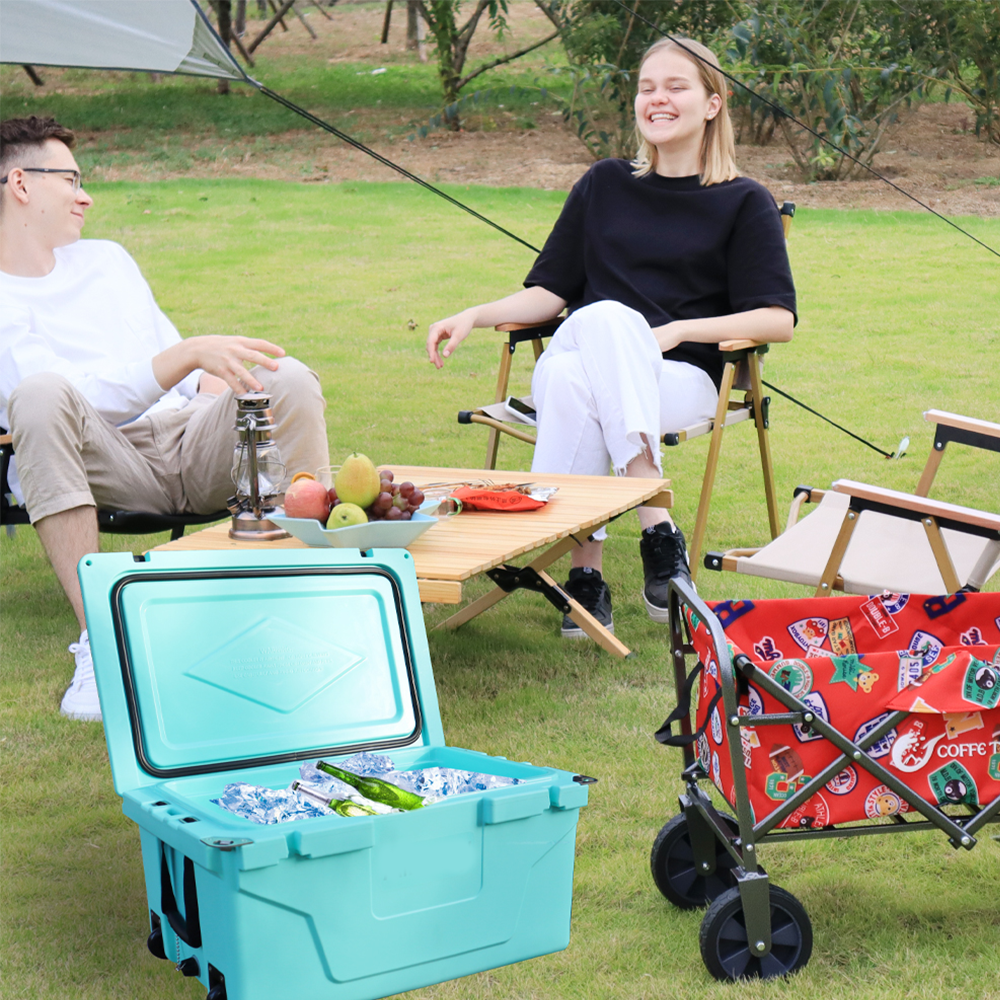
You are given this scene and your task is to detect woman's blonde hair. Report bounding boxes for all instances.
[631,37,738,185]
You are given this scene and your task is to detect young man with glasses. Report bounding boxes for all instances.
[0,116,330,723]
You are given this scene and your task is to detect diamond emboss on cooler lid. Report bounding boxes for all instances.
[184,617,365,713]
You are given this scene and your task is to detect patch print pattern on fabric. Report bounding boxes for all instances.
[825,766,858,795]
[923,592,967,620]
[753,636,782,661]
[829,616,857,656]
[856,713,898,759]
[829,654,873,692]
[769,659,813,699]
[929,760,979,806]
[908,630,943,667]
[865,784,910,818]
[962,660,1000,710]
[714,599,754,629]
[890,720,945,773]
[860,595,899,638]
[788,617,829,657]
[793,692,829,743]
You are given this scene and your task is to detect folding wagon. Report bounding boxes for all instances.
[653,580,1000,981]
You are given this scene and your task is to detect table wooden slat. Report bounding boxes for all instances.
[154,467,672,602]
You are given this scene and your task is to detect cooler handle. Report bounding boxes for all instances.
[159,843,202,949]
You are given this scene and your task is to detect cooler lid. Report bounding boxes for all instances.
[79,549,444,794]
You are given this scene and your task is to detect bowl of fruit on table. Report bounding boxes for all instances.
[270,453,438,549]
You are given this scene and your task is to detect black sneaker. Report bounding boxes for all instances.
[640,522,692,623]
[560,567,614,639]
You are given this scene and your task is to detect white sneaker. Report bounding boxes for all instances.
[60,630,102,722]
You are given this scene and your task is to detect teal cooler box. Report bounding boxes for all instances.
[80,549,590,1000]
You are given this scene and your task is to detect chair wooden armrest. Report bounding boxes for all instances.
[923,409,1000,439]
[831,479,1000,533]
[916,409,1000,496]
[718,338,766,353]
[495,319,563,333]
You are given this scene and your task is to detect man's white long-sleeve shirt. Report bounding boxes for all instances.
[0,239,201,501]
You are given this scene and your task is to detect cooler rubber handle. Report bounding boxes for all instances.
[160,843,202,949]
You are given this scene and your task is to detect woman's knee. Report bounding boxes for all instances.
[534,348,589,398]
[570,299,646,330]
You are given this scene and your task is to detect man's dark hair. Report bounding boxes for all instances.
[0,116,76,178]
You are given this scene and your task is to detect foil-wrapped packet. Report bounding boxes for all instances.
[384,767,524,798]
[213,756,526,825]
[212,781,330,825]
[326,752,525,798]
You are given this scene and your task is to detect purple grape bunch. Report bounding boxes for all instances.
[365,469,425,522]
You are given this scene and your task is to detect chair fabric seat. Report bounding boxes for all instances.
[732,490,1000,595]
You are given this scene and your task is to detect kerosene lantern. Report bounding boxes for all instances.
[227,392,290,540]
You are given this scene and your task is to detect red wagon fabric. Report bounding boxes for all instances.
[687,591,1000,828]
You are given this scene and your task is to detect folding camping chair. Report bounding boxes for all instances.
[0,433,227,541]
[703,410,1000,596]
[457,202,797,578]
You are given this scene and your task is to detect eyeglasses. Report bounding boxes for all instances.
[0,167,83,191]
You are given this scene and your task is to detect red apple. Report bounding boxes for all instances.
[284,478,331,522]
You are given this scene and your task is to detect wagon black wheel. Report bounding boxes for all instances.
[699,884,812,981]
[146,926,167,960]
[650,812,747,909]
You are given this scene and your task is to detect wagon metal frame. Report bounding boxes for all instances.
[655,578,1000,981]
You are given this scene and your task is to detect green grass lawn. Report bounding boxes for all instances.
[2,182,998,1000]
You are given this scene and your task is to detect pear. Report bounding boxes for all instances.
[327,503,368,529]
[334,452,380,508]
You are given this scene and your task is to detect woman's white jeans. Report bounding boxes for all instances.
[530,301,718,538]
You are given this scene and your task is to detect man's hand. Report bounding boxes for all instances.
[426,310,475,369]
[153,336,285,394]
[197,372,229,395]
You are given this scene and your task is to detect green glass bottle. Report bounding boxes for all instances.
[315,760,425,811]
[291,780,378,818]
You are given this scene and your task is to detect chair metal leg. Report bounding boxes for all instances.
[746,354,781,540]
[689,362,738,580]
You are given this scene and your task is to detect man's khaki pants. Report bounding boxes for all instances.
[8,358,329,523]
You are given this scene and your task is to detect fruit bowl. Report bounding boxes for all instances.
[268,511,437,549]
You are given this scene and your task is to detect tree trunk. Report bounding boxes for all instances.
[216,0,233,94]
[407,1,427,61]
[381,1,393,44]
[235,0,247,35]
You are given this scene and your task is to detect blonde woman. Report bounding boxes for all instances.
[427,38,796,638]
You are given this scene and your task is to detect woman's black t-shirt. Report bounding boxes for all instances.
[523,158,797,390]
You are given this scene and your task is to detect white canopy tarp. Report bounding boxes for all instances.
[0,0,245,81]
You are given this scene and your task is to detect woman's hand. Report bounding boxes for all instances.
[426,309,475,369]
[425,288,567,370]
[653,320,687,354]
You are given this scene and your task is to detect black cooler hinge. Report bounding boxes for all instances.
[486,564,572,614]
